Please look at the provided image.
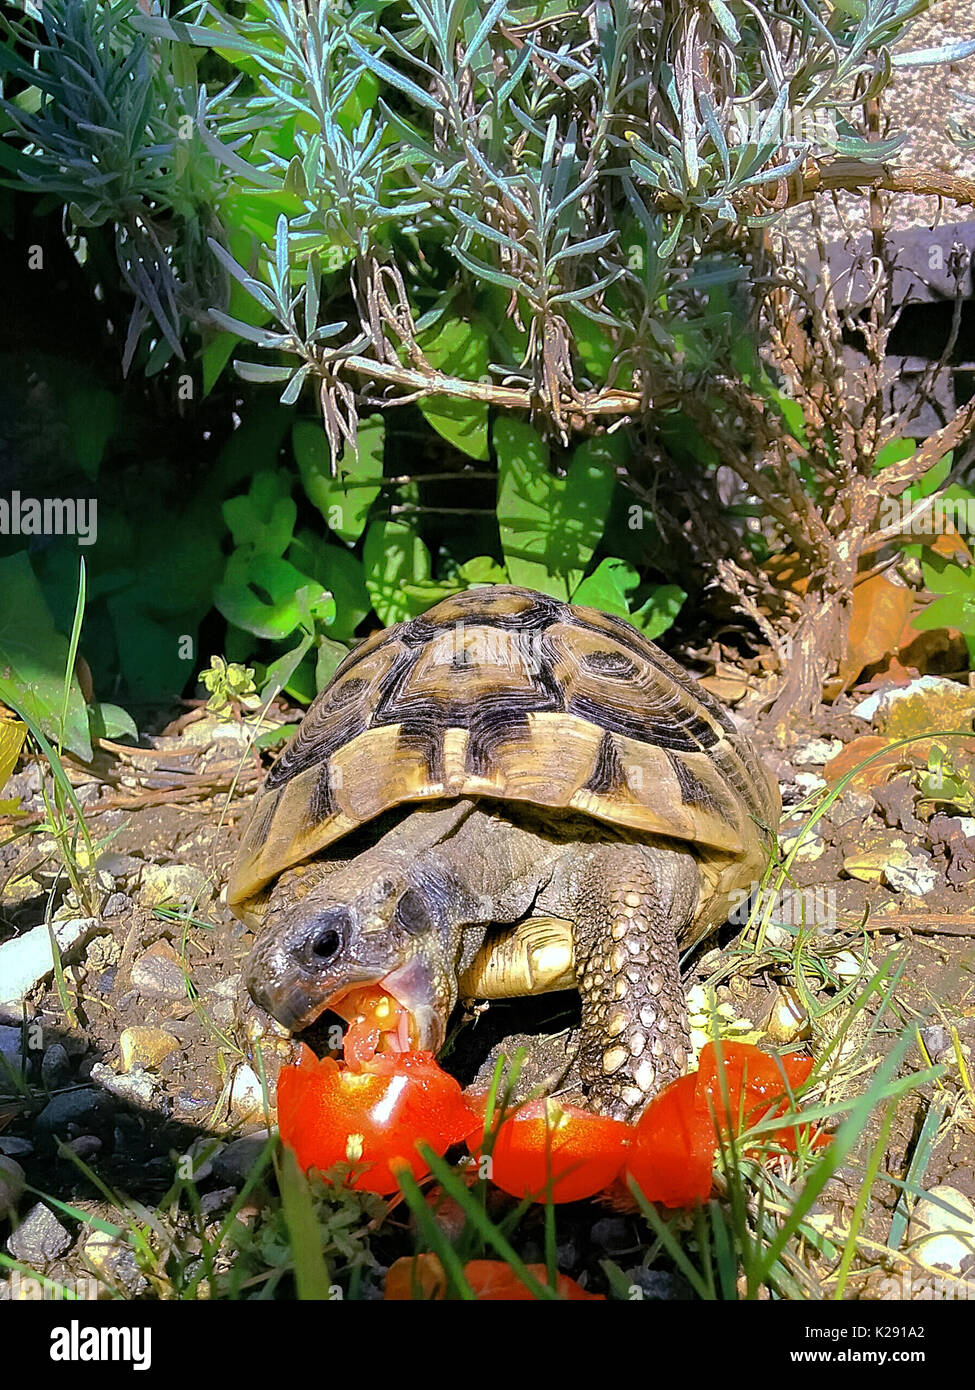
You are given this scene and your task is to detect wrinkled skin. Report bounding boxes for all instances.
[246,799,699,1119]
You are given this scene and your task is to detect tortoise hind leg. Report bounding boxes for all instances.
[567,842,698,1120]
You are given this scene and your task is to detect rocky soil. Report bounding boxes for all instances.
[1,680,973,1300]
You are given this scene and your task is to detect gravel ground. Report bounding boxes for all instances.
[782,0,975,248]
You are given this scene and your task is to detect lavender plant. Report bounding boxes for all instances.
[4,0,975,715]
[127,0,972,450]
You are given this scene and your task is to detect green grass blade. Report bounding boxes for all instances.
[888,1091,948,1252]
[755,1029,917,1282]
[832,1098,897,1299]
[626,1178,713,1299]
[394,1166,476,1300]
[59,556,86,755]
[276,1147,333,1300]
[416,1147,560,1299]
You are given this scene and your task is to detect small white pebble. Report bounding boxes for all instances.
[793,738,843,767]
[231,1065,265,1117]
[909,1187,975,1274]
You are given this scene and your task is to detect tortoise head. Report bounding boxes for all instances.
[244,855,462,1050]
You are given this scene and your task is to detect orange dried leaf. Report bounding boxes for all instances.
[839,572,915,690]
[822,735,910,789]
[927,529,973,564]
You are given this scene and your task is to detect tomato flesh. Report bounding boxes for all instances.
[626,1042,821,1207]
[384,1254,604,1300]
[279,993,820,1208]
[277,1048,476,1194]
[467,1097,630,1203]
[331,987,412,1070]
[624,1073,715,1207]
[696,1042,812,1131]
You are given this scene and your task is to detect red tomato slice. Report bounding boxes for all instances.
[467,1097,630,1204]
[384,1255,604,1300]
[695,1042,809,1121]
[460,1260,604,1301]
[278,1049,477,1194]
[624,1073,716,1208]
[694,1042,820,1152]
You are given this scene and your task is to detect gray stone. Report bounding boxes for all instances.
[95,853,144,881]
[179,1137,225,1184]
[6,763,42,797]
[83,1229,147,1296]
[207,974,241,1001]
[101,893,130,918]
[0,1137,33,1158]
[209,998,234,1025]
[40,1043,71,1088]
[591,1217,633,1255]
[920,1025,950,1058]
[213,1130,272,1184]
[829,788,876,826]
[909,1186,975,1274]
[793,737,843,767]
[852,676,968,728]
[66,1136,102,1161]
[556,1239,578,1268]
[778,825,826,863]
[138,864,211,910]
[200,1187,237,1218]
[884,851,938,895]
[0,1157,25,1220]
[90,1062,156,1106]
[6,1202,71,1265]
[173,1091,211,1119]
[36,1087,115,1132]
[624,1267,694,1300]
[130,953,185,999]
[84,936,120,972]
[0,1026,26,1083]
[763,923,793,948]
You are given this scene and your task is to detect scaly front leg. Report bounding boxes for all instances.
[569,842,698,1120]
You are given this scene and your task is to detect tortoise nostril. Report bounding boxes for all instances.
[312,928,342,961]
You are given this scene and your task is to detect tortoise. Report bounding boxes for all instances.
[227,585,779,1119]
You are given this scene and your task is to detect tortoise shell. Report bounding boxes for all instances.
[227,586,779,926]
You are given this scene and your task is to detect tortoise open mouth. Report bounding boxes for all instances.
[256,955,444,1058]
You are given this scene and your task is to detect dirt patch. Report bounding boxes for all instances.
[1,695,973,1299]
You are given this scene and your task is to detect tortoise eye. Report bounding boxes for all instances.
[395,888,430,935]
